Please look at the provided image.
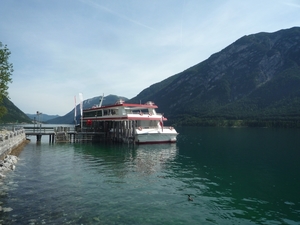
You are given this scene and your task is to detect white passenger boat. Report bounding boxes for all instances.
[82,99,178,144]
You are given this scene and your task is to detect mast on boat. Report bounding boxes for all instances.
[99,93,104,107]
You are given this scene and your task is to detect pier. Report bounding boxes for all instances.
[24,122,136,144]
[24,126,76,143]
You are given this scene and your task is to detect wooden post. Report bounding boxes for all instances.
[37,134,42,142]
[113,121,116,140]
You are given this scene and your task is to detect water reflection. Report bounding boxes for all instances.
[133,144,178,175]
[73,143,178,178]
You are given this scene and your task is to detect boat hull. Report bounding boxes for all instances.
[135,128,178,144]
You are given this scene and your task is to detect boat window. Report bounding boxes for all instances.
[137,120,156,127]
[148,108,156,115]
[83,111,91,117]
[132,110,148,114]
[83,110,102,117]
[111,109,118,115]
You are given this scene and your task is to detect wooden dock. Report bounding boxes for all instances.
[24,122,136,144]
[24,126,76,143]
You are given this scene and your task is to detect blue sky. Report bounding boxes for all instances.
[1,0,300,115]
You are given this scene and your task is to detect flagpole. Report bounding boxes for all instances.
[74,96,77,125]
[79,93,83,131]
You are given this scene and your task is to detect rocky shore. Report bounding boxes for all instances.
[0,127,27,178]
[0,155,19,178]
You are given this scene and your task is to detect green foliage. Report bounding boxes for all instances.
[0,42,13,118]
[0,96,31,123]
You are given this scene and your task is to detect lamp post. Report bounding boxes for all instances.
[36,111,42,141]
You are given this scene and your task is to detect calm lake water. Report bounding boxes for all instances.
[0,127,299,224]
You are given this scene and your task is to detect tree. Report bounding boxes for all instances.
[0,42,13,118]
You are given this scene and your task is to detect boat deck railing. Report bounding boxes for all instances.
[126,112,163,116]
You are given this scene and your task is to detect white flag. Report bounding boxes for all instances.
[79,93,83,116]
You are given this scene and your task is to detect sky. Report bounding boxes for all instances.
[1,0,300,115]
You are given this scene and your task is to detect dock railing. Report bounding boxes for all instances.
[23,126,76,134]
[22,125,76,143]
[24,126,55,134]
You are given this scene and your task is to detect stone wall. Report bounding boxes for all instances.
[0,128,26,158]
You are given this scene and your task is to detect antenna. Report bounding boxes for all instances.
[99,93,104,107]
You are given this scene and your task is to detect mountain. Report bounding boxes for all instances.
[128,27,300,127]
[26,113,59,122]
[0,97,31,123]
[5,27,299,127]
[47,94,128,124]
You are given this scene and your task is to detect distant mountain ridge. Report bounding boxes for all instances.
[26,113,59,122]
[2,27,300,127]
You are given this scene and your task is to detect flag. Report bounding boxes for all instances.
[79,93,83,117]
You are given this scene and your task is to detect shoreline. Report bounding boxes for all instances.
[0,128,28,178]
[2,139,29,159]
[0,128,27,159]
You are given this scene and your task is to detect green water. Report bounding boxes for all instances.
[0,127,299,224]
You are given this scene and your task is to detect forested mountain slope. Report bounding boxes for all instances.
[0,97,31,123]
[129,27,300,127]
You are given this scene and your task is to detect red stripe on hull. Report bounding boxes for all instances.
[83,117,162,121]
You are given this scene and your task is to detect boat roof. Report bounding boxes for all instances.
[83,100,158,112]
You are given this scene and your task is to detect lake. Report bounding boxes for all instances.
[0,126,299,224]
